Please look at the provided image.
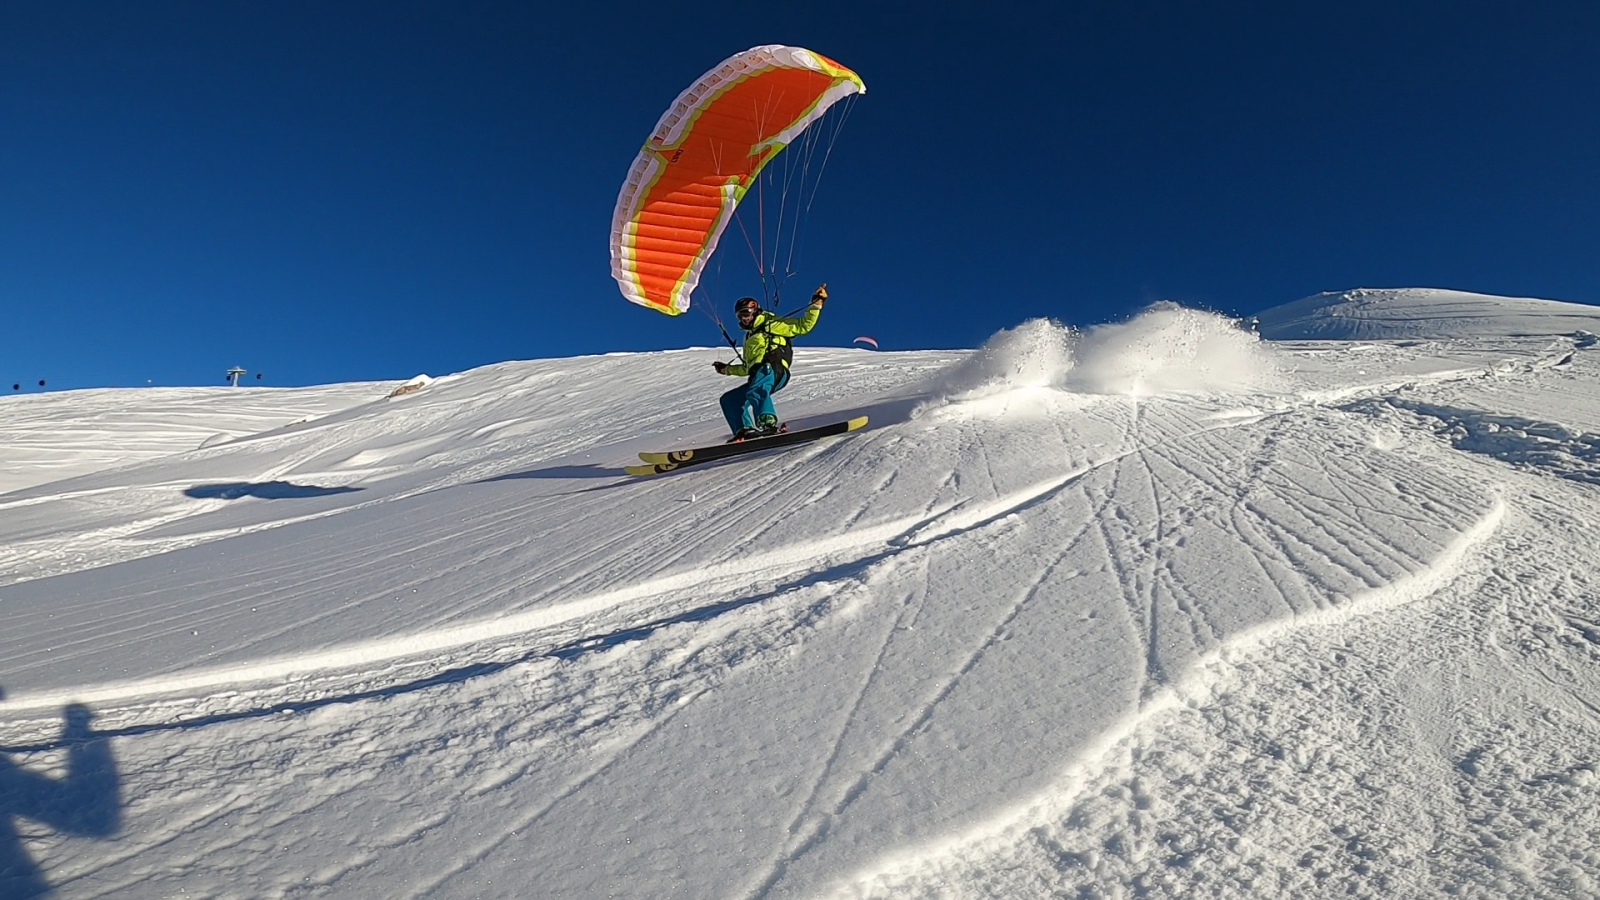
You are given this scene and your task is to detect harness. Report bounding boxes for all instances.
[746,314,793,374]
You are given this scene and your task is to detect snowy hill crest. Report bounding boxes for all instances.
[1257,286,1600,341]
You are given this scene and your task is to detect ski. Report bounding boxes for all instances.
[626,416,868,476]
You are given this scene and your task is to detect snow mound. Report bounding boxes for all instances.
[387,374,434,398]
[1256,287,1600,341]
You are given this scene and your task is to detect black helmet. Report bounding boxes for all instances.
[734,297,761,316]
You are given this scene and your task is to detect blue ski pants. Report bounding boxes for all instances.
[720,364,789,433]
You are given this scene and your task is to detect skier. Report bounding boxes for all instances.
[713,285,827,440]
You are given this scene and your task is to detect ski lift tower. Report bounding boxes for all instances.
[227,366,247,387]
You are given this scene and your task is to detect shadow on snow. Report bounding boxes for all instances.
[0,688,121,899]
[185,481,364,500]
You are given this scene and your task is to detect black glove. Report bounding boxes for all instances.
[713,361,729,374]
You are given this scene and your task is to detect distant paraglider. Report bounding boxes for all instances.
[853,336,879,350]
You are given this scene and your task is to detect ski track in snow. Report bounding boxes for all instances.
[836,479,1600,898]
[827,497,1507,898]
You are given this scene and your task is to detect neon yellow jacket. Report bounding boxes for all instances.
[724,306,821,378]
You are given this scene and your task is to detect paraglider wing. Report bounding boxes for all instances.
[853,336,879,349]
[611,46,865,316]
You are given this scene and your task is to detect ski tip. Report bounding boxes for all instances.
[846,415,869,431]
[640,448,702,464]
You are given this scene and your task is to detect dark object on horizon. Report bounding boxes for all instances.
[11,384,16,391]
[257,373,263,380]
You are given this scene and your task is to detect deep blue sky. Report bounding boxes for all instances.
[4,1,1598,390]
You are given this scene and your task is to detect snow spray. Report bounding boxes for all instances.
[1065,302,1283,396]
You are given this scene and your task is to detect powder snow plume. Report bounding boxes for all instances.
[924,304,1281,411]
[924,317,1077,404]
[1067,302,1282,396]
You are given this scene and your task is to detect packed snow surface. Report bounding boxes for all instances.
[4,288,1600,898]
[1256,286,1600,341]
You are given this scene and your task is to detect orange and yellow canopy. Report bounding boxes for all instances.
[610,46,865,316]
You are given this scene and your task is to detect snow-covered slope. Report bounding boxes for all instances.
[0,381,395,496]
[1257,287,1600,341]
[4,299,1600,899]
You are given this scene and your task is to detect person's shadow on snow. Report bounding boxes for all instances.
[0,690,121,899]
